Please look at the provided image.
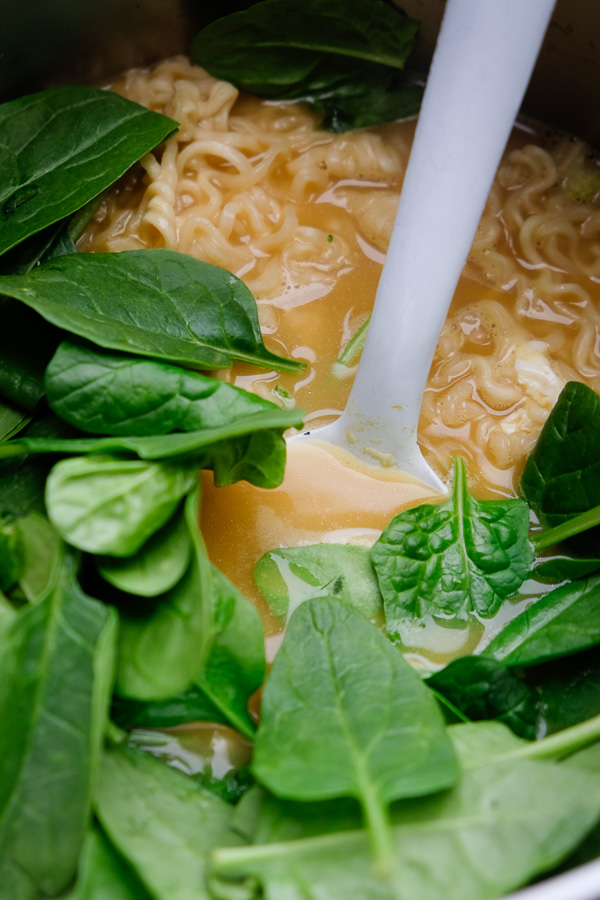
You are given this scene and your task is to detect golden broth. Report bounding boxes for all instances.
[81,57,600,664]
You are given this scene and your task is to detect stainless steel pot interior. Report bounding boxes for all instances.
[2,1,600,898]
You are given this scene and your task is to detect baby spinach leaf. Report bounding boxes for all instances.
[46,455,197,557]
[191,0,418,99]
[0,550,117,897]
[521,382,600,550]
[116,488,213,701]
[253,596,458,873]
[0,86,177,255]
[371,457,534,636]
[254,543,382,621]
[0,302,59,410]
[0,520,21,592]
[534,554,600,581]
[532,648,600,736]
[0,402,30,442]
[212,759,600,900]
[0,249,303,371]
[111,684,229,732]
[0,406,301,488]
[483,574,600,667]
[317,78,423,133]
[13,511,60,602]
[428,656,540,740]
[195,566,265,740]
[69,825,153,900]
[46,340,286,435]
[97,507,192,597]
[96,742,242,900]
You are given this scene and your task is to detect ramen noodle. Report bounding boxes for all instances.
[81,56,600,656]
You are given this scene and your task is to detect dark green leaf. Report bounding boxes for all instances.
[111,684,229,731]
[0,86,177,255]
[521,381,600,551]
[371,457,534,636]
[534,555,600,581]
[46,455,198,556]
[191,0,418,99]
[0,406,301,488]
[253,596,458,870]
[212,759,600,900]
[0,520,21,592]
[529,648,600,736]
[482,574,600,666]
[69,825,153,900]
[0,401,30,441]
[46,340,287,435]
[0,302,60,410]
[116,488,213,701]
[254,543,382,621]
[13,511,60,602]
[96,742,242,900]
[317,78,422,133]
[0,249,303,371]
[196,565,265,739]
[0,551,117,896]
[427,656,540,740]
[97,507,192,597]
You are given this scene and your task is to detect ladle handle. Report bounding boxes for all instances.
[341,0,555,463]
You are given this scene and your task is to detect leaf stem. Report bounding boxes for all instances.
[533,503,600,551]
[478,713,600,767]
[335,316,370,369]
[359,781,396,881]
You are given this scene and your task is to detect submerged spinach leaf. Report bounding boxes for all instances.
[46,455,198,557]
[428,656,540,740]
[0,250,303,371]
[96,743,242,900]
[371,457,533,637]
[191,0,417,95]
[534,555,600,581]
[0,86,177,255]
[116,488,212,701]
[254,542,382,621]
[97,507,192,597]
[46,340,285,435]
[0,550,117,897]
[253,596,458,872]
[213,758,600,900]
[317,78,422,133]
[521,382,600,549]
[483,574,600,667]
[531,648,600,737]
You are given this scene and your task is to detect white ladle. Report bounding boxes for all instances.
[296,0,556,492]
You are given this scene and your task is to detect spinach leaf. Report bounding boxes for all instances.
[46,455,198,556]
[253,596,458,873]
[371,457,534,636]
[0,407,301,488]
[196,565,265,740]
[534,555,600,581]
[190,0,417,97]
[482,574,600,666]
[521,382,600,549]
[13,511,61,602]
[317,79,423,133]
[111,684,229,732]
[427,656,540,740]
[0,402,30,442]
[0,302,59,410]
[96,742,242,900]
[45,340,287,434]
[212,759,600,900]
[532,649,600,736]
[116,488,212,701]
[0,249,303,371]
[69,825,153,900]
[254,543,382,621]
[0,86,177,255]
[97,507,192,597]
[0,550,117,897]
